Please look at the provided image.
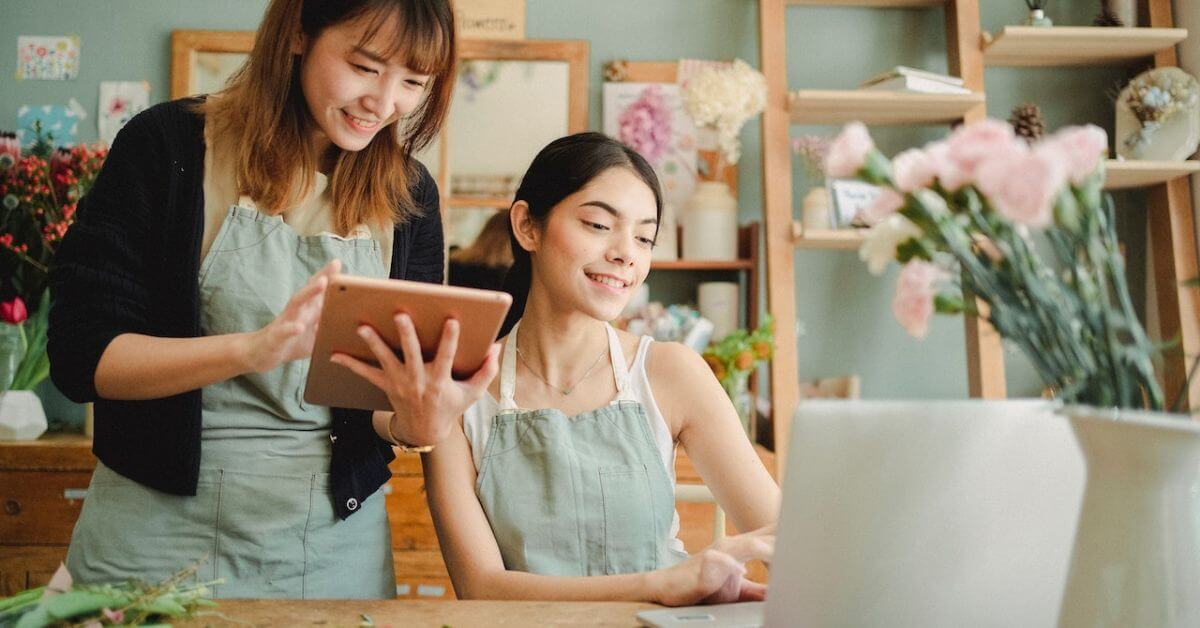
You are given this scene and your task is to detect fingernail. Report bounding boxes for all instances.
[357,326,370,338]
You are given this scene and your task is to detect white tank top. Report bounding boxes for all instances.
[463,326,684,552]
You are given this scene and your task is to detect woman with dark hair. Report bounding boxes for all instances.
[48,0,490,598]
[423,132,780,605]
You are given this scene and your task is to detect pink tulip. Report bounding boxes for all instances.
[892,260,947,339]
[892,148,938,193]
[975,145,1066,229]
[825,121,874,179]
[0,297,27,324]
[861,186,905,225]
[1043,125,1108,185]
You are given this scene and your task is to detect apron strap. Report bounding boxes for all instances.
[606,323,630,395]
[498,321,521,411]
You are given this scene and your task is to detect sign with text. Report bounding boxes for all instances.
[456,0,525,40]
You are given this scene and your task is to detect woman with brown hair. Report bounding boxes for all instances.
[448,209,514,291]
[47,0,490,599]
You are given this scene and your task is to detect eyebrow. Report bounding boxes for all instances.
[351,45,390,66]
[580,201,658,226]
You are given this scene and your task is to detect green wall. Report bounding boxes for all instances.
[1,0,1147,410]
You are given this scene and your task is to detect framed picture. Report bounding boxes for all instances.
[827,179,882,228]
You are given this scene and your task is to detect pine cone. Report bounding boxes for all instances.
[1094,9,1124,27]
[1009,103,1045,144]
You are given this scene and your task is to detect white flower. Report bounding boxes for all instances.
[859,214,923,276]
[681,60,767,165]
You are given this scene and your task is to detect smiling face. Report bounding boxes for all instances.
[295,15,432,156]
[518,167,660,322]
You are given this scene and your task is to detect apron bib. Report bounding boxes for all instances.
[474,321,686,576]
[67,202,395,599]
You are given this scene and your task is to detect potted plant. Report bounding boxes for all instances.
[828,117,1200,626]
[701,316,774,437]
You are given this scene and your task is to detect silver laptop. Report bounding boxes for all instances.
[640,399,1085,628]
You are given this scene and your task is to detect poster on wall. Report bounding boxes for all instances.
[16,35,80,81]
[602,82,698,260]
[455,0,525,40]
[16,101,85,149]
[98,81,151,146]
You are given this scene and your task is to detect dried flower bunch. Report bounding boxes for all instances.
[681,60,767,172]
[828,118,1169,411]
[1120,67,1200,153]
[791,134,831,184]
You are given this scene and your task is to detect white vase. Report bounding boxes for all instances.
[801,187,832,231]
[0,390,48,440]
[681,181,738,261]
[1057,406,1200,628]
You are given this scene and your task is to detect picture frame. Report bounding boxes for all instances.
[827,178,882,228]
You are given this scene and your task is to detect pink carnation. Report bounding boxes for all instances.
[892,148,938,193]
[825,121,874,179]
[861,186,905,225]
[925,141,970,192]
[974,144,1066,229]
[618,86,672,166]
[943,120,1023,190]
[1043,125,1108,185]
[892,260,947,339]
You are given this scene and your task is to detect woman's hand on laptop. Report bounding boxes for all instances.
[332,314,501,446]
[650,525,775,607]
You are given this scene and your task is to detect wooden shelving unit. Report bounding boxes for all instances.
[983,26,1187,67]
[1104,160,1200,190]
[761,0,1200,459]
[789,90,985,125]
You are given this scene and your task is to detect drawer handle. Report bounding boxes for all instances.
[3,499,20,516]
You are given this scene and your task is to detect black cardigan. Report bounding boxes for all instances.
[48,98,445,519]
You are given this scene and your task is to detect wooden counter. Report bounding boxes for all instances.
[1,434,774,597]
[177,599,657,627]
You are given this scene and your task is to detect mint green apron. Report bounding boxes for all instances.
[474,321,686,576]
[67,202,394,599]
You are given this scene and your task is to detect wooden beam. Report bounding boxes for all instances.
[1145,0,1200,411]
[946,0,1006,399]
[759,0,800,475]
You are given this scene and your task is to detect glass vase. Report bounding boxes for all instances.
[0,323,23,392]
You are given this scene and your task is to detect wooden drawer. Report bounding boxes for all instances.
[0,471,91,545]
[0,545,68,596]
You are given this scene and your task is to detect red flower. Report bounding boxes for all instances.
[1,297,27,324]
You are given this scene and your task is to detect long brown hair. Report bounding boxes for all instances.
[203,0,455,233]
[450,209,513,267]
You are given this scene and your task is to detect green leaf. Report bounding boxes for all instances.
[41,590,124,619]
[13,605,53,628]
[138,595,189,617]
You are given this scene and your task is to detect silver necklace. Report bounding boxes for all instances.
[515,332,609,396]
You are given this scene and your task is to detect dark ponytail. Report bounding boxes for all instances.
[498,132,662,337]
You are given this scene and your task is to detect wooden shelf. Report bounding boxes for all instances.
[792,224,867,250]
[1104,160,1200,190]
[787,0,943,6]
[445,196,510,209]
[789,90,984,125]
[983,26,1187,67]
[650,259,754,271]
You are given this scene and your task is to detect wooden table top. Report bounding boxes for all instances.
[177,599,658,627]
